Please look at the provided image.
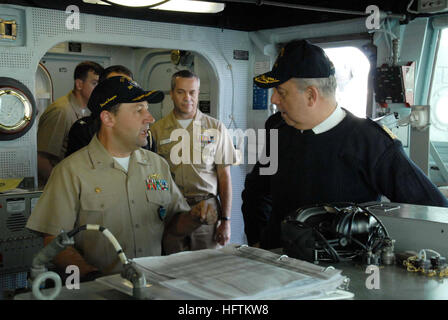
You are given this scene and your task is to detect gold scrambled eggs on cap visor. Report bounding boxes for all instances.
[254,74,280,85]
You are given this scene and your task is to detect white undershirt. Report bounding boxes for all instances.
[177,118,193,129]
[113,156,130,172]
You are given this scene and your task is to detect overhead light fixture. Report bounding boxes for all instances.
[84,0,225,13]
[152,0,225,13]
[103,0,166,7]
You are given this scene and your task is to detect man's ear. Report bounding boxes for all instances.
[306,86,319,106]
[100,110,115,128]
[74,78,84,91]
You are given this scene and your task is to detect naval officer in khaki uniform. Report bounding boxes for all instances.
[27,76,218,280]
[150,70,236,254]
[37,61,104,186]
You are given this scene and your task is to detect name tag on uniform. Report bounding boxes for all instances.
[146,174,169,191]
[160,138,171,145]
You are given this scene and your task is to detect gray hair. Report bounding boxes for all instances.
[171,69,200,91]
[292,76,337,99]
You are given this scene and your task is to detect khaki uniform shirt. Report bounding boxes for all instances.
[150,110,236,198]
[37,90,90,161]
[26,135,190,274]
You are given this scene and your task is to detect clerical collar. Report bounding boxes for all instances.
[305,104,346,134]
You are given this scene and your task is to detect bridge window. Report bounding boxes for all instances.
[429,28,448,142]
[428,27,448,186]
[324,47,371,118]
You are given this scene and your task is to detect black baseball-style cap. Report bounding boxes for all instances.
[87,76,164,118]
[254,40,335,89]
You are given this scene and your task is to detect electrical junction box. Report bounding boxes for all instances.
[374,66,405,104]
[418,0,448,13]
[374,63,415,106]
[363,202,448,257]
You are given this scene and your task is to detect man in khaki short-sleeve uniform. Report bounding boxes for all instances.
[150,70,236,254]
[37,61,104,186]
[27,76,217,280]
[37,91,86,159]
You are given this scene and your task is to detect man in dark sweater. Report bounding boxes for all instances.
[242,112,283,246]
[243,39,448,249]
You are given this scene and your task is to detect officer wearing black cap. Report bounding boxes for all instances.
[87,76,164,117]
[65,66,160,157]
[243,39,448,249]
[26,76,218,280]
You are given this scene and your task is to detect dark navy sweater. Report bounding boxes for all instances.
[243,110,448,249]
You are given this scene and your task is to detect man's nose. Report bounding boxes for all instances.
[144,109,155,124]
[271,90,280,107]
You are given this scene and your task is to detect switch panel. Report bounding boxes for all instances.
[0,190,43,275]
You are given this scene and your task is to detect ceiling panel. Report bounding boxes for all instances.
[0,0,419,31]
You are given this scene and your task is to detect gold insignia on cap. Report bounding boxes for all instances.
[95,187,101,193]
[100,95,117,108]
[254,75,280,84]
[132,90,156,101]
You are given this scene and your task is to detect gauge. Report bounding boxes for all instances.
[0,77,36,140]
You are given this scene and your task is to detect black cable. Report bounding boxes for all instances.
[289,203,391,263]
[367,224,384,248]
[67,225,107,238]
[66,225,86,238]
[352,204,390,256]
[358,204,390,238]
[350,236,368,251]
[327,203,387,257]
[328,203,367,252]
[290,220,342,263]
